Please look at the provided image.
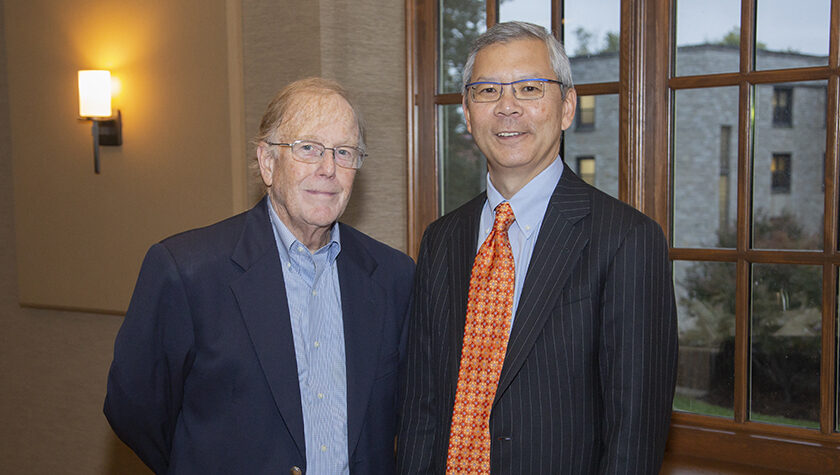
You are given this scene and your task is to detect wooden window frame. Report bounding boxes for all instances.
[405,0,840,471]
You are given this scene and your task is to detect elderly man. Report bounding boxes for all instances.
[398,22,678,474]
[105,77,414,474]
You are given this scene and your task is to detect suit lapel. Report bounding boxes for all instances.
[447,195,484,391]
[230,199,306,459]
[494,168,592,405]
[337,225,382,459]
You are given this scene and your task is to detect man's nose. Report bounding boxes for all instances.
[495,85,522,115]
[315,149,338,176]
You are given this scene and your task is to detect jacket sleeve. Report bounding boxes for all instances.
[104,243,196,474]
[598,218,679,474]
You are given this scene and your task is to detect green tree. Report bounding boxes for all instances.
[571,28,619,56]
[574,26,593,56]
[681,210,821,421]
[682,210,821,347]
[602,32,620,53]
[719,27,740,47]
[716,26,767,50]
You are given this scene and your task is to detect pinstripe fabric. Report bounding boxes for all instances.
[397,167,678,475]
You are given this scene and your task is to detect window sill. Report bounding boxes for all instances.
[666,413,840,474]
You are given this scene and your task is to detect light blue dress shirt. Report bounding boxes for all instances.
[478,157,564,327]
[268,198,350,475]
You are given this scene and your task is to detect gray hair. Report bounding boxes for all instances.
[254,77,366,151]
[250,77,366,190]
[462,21,574,98]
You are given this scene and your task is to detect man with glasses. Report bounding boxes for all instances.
[106,78,414,474]
[398,22,677,474]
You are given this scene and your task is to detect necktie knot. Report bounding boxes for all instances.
[493,202,515,233]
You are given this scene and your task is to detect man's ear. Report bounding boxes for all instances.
[560,88,577,131]
[256,143,275,187]
[462,94,473,135]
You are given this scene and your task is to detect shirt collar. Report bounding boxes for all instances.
[266,195,342,263]
[485,156,564,238]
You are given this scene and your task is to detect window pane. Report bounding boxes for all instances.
[499,0,550,32]
[438,104,485,214]
[674,260,736,419]
[752,82,826,250]
[673,87,739,248]
[439,0,486,94]
[565,0,620,84]
[674,0,740,76]
[750,264,821,429]
[755,0,830,71]
[564,93,618,198]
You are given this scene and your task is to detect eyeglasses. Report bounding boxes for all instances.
[265,139,367,169]
[465,78,563,103]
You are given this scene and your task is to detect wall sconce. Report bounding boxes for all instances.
[78,70,122,174]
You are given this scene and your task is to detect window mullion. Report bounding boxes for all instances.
[819,72,840,434]
[733,77,753,424]
[551,0,563,40]
[485,0,497,28]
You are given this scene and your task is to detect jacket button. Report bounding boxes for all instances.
[290,467,302,475]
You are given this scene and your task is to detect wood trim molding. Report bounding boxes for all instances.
[667,416,840,474]
[406,0,438,258]
[405,0,418,258]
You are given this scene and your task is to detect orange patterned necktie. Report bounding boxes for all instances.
[446,201,516,474]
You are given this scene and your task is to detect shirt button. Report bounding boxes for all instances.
[525,225,531,231]
[314,341,320,348]
[317,392,324,399]
[286,262,291,268]
[312,290,317,296]
[320,445,327,452]
[297,246,304,252]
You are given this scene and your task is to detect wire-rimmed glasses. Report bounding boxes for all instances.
[464,78,563,103]
[265,139,366,169]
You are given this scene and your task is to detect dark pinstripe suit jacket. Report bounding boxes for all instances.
[397,167,678,474]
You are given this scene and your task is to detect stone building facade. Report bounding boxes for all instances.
[566,44,828,249]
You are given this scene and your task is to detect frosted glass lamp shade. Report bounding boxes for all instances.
[78,70,112,118]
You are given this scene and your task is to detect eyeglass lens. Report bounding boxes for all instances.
[292,141,362,169]
[471,80,550,102]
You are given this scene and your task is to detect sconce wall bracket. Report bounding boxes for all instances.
[84,110,122,174]
[97,110,122,146]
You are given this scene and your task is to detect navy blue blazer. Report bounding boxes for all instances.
[105,198,415,474]
[398,168,678,474]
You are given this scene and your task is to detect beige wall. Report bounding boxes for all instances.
[0,0,407,473]
[241,0,407,247]
[6,0,236,313]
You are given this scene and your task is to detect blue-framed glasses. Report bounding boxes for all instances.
[464,78,563,103]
